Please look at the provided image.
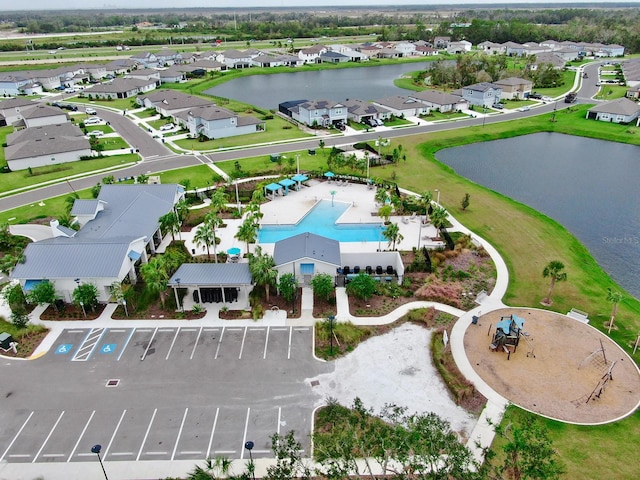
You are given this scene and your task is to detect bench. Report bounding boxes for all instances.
[567,308,589,324]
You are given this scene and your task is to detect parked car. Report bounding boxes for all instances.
[84,117,103,125]
[493,103,504,109]
[518,106,530,112]
[88,130,104,137]
[529,93,542,100]
[334,121,346,131]
[159,123,175,131]
[61,104,78,111]
[85,107,97,115]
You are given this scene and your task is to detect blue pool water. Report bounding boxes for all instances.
[259,200,385,243]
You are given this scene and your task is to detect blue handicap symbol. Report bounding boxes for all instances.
[100,344,117,354]
[55,344,73,354]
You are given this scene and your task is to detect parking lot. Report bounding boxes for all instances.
[0,325,329,464]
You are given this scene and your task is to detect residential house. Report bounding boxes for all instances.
[11,184,185,303]
[21,105,68,128]
[157,66,187,84]
[190,59,227,72]
[5,123,90,171]
[130,51,159,68]
[395,42,416,56]
[493,77,533,100]
[446,40,472,54]
[0,97,37,125]
[251,55,287,68]
[528,52,566,70]
[626,86,640,99]
[289,99,348,128]
[85,77,157,99]
[358,45,382,58]
[155,49,184,66]
[105,58,138,76]
[408,90,467,113]
[343,99,390,123]
[218,49,255,69]
[414,45,438,56]
[478,41,506,55]
[298,45,327,64]
[186,104,264,140]
[137,90,211,117]
[552,47,581,62]
[372,95,426,117]
[0,73,35,96]
[79,63,108,80]
[586,98,640,124]
[377,47,402,59]
[433,36,451,49]
[462,82,502,107]
[126,68,161,82]
[320,51,350,63]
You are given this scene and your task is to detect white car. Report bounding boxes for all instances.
[84,117,103,125]
[518,106,531,112]
[85,107,97,115]
[159,123,175,131]
[88,130,104,137]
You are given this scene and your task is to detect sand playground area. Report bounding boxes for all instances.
[464,308,640,424]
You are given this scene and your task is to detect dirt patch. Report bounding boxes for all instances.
[464,308,640,424]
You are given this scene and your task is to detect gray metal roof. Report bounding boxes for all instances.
[168,263,252,286]
[273,232,341,267]
[6,135,90,161]
[71,199,102,216]
[22,105,67,119]
[589,97,640,116]
[11,240,130,279]
[6,123,83,144]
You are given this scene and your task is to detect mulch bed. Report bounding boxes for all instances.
[40,303,107,321]
[0,329,50,359]
[111,303,206,320]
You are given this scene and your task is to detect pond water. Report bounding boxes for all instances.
[436,132,640,299]
[205,62,439,109]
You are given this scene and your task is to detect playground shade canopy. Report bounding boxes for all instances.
[279,178,296,194]
[496,315,525,334]
[265,183,283,198]
[292,174,308,182]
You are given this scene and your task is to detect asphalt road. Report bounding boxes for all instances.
[0,325,330,463]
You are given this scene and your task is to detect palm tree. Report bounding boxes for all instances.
[383,222,404,250]
[419,190,433,217]
[140,257,169,309]
[159,211,181,242]
[542,260,567,305]
[249,246,277,303]
[378,204,393,224]
[429,205,449,230]
[194,222,216,260]
[606,288,623,334]
[235,217,259,256]
[204,212,223,263]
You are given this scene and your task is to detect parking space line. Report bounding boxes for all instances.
[181,450,202,455]
[215,450,236,454]
[140,328,158,361]
[165,328,180,360]
[0,411,33,462]
[110,452,133,456]
[270,327,288,331]
[110,329,127,333]
[206,407,219,458]
[33,411,65,463]
[238,327,248,359]
[263,326,270,359]
[214,328,225,359]
[72,328,105,361]
[8,454,31,458]
[137,408,157,461]
[171,408,189,461]
[277,407,282,435]
[294,327,310,331]
[104,409,126,458]
[42,453,65,457]
[146,451,167,455]
[190,327,203,360]
[67,329,85,333]
[240,407,250,459]
[117,330,135,361]
[76,452,94,457]
[67,410,95,462]
[288,327,293,360]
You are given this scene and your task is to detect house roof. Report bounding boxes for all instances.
[409,90,464,105]
[70,199,102,216]
[273,232,341,267]
[87,78,156,94]
[493,77,532,87]
[343,98,389,116]
[6,123,81,144]
[188,104,236,121]
[168,263,252,286]
[0,97,36,110]
[139,89,212,111]
[588,97,640,116]
[373,95,420,111]
[299,99,345,110]
[6,125,89,161]
[22,105,67,119]
[464,82,500,92]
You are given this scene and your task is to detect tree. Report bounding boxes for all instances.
[10,310,30,329]
[346,273,376,301]
[187,456,234,480]
[159,211,181,242]
[488,413,565,480]
[378,204,393,224]
[0,252,25,276]
[248,246,277,303]
[382,222,404,250]
[140,257,169,309]
[419,190,433,215]
[461,192,471,211]
[2,282,28,313]
[136,173,149,184]
[27,280,57,308]
[278,273,298,309]
[72,283,99,312]
[194,222,216,260]
[204,211,224,263]
[606,288,623,334]
[429,205,449,230]
[235,217,258,256]
[311,273,334,302]
[542,260,567,305]
[318,138,325,153]
[265,431,312,480]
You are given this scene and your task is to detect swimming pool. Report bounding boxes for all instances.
[258,200,385,243]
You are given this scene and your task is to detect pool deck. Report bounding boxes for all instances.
[176,179,444,259]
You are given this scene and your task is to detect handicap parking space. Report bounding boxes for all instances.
[48,328,90,361]
[89,327,134,362]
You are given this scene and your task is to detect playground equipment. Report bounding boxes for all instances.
[572,340,617,406]
[489,314,535,359]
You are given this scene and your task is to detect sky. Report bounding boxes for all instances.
[1,1,637,12]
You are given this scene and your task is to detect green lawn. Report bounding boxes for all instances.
[155,164,219,188]
[96,136,129,151]
[132,108,158,119]
[421,110,469,121]
[594,85,627,100]
[0,125,12,165]
[68,96,137,112]
[0,187,94,224]
[0,154,138,196]
[148,118,174,130]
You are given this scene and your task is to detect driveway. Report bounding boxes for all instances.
[9,224,53,242]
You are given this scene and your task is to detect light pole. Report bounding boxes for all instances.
[244,441,256,480]
[91,444,109,480]
[122,298,128,317]
[296,153,300,174]
[235,178,240,213]
[80,301,86,318]
[417,217,423,250]
[482,106,487,127]
[434,189,440,204]
[328,315,335,355]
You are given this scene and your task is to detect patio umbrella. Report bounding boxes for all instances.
[279,178,296,195]
[227,247,241,256]
[324,171,335,178]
